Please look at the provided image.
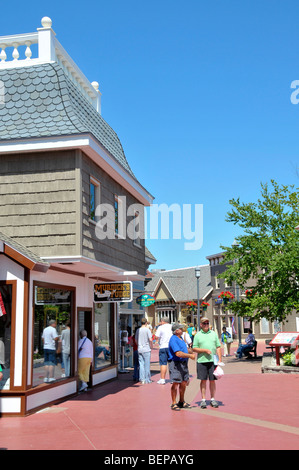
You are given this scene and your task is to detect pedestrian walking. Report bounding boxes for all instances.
[168,323,195,411]
[78,330,93,392]
[221,326,232,356]
[42,319,59,383]
[154,316,172,384]
[135,318,152,384]
[192,317,222,408]
[61,320,71,377]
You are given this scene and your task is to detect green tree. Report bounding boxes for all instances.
[218,180,299,323]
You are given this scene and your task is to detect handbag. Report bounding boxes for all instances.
[227,337,233,344]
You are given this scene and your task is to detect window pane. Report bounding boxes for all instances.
[33,286,73,387]
[114,197,119,234]
[0,284,12,390]
[260,317,270,334]
[94,303,112,369]
[90,182,95,220]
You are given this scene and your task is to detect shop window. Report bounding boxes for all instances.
[94,303,113,370]
[243,317,253,333]
[0,283,12,390]
[260,317,270,334]
[33,284,74,387]
[90,177,101,222]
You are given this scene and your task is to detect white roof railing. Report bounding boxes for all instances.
[0,17,101,113]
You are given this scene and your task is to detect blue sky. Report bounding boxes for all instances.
[1,1,298,270]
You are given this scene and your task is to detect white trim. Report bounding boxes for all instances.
[42,255,145,281]
[0,134,153,206]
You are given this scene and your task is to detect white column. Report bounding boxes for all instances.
[37,17,56,62]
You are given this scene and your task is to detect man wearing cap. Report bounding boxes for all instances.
[155,316,172,385]
[168,323,195,411]
[192,317,222,408]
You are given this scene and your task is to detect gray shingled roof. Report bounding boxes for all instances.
[146,265,212,302]
[0,63,135,178]
[0,231,49,268]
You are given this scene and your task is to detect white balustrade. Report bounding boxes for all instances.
[0,16,102,113]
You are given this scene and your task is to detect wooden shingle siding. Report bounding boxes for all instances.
[81,152,145,274]
[0,150,78,256]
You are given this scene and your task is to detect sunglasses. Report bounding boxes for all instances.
[201,322,209,325]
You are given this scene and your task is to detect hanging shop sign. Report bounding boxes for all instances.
[94,281,132,303]
[136,294,156,307]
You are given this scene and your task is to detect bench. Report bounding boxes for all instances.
[244,340,257,359]
[265,339,274,353]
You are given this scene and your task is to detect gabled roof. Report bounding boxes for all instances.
[0,62,135,178]
[0,231,49,272]
[146,265,212,303]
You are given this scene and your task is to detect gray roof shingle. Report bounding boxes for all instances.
[0,231,49,268]
[146,265,212,302]
[0,63,135,178]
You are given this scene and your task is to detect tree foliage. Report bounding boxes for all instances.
[218,180,299,323]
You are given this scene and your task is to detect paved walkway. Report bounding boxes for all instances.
[0,342,299,451]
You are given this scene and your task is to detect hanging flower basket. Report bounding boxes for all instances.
[201,302,210,311]
[218,291,234,304]
[186,301,197,312]
[245,289,253,298]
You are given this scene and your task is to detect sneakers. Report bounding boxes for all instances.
[200,399,219,408]
[157,379,166,385]
[210,399,219,408]
[79,381,88,392]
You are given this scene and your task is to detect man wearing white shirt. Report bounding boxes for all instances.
[42,319,59,383]
[155,317,172,384]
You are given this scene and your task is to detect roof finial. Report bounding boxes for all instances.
[41,17,52,29]
[91,81,99,92]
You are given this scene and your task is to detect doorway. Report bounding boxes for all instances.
[77,308,93,387]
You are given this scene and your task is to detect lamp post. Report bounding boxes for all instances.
[195,266,201,330]
[232,239,242,345]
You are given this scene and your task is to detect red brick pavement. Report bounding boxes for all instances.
[0,341,298,451]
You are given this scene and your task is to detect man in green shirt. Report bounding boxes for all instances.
[192,317,222,408]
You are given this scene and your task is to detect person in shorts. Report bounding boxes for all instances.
[155,316,172,384]
[42,319,59,383]
[192,317,222,408]
[168,323,195,411]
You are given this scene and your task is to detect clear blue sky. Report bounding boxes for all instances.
[1,1,298,270]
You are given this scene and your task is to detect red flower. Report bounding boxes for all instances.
[218,291,234,300]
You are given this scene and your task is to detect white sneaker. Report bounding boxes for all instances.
[44,378,49,383]
[157,379,166,384]
[48,378,55,382]
[79,382,87,392]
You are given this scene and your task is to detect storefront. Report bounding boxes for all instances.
[0,235,142,416]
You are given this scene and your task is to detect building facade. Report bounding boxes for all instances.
[0,18,153,415]
[206,252,299,340]
[145,266,213,329]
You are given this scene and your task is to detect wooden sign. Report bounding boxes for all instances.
[136,294,155,307]
[94,282,132,303]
